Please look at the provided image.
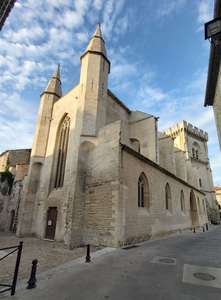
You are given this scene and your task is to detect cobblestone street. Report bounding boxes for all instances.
[0,231,101,286]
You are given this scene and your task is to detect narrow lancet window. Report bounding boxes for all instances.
[165,188,169,210]
[180,190,184,212]
[55,116,70,188]
[165,183,171,212]
[137,173,149,209]
[138,176,144,207]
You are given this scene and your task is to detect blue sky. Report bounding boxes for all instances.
[0,0,220,184]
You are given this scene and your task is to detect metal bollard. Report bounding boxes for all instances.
[206,223,209,231]
[194,228,195,233]
[203,227,205,232]
[85,244,91,263]
[11,241,23,296]
[27,259,38,289]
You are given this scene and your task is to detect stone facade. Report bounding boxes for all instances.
[1,24,219,248]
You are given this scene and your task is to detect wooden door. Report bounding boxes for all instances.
[45,207,58,240]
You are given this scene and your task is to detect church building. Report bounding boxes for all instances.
[1,23,219,248]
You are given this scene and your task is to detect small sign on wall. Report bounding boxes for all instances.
[48,220,52,226]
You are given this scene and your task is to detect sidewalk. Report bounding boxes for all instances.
[0,232,101,289]
[1,226,221,300]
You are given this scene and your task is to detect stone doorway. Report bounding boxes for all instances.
[45,207,58,240]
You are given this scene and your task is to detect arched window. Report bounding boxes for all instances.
[138,176,144,207]
[55,115,70,188]
[180,190,185,212]
[165,183,171,212]
[137,173,149,209]
[192,142,201,160]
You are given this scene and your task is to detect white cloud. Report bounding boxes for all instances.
[3,27,45,45]
[196,0,214,32]
[45,0,72,7]
[76,32,89,43]
[138,86,168,103]
[60,10,84,29]
[186,69,207,93]
[101,0,125,39]
[93,0,103,10]
[74,0,92,13]
[0,92,37,153]
[115,15,129,35]
[14,2,22,8]
[157,0,186,18]
[197,0,213,24]
[111,62,137,78]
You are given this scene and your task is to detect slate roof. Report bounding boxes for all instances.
[0,0,16,31]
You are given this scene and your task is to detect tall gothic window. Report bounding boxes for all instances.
[138,176,144,207]
[165,183,171,212]
[55,115,70,188]
[180,190,185,212]
[137,173,150,209]
[192,142,200,160]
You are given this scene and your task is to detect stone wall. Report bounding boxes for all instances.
[83,121,121,247]
[118,146,207,246]
[158,132,176,174]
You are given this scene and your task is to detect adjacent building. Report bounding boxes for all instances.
[204,0,221,151]
[214,185,221,218]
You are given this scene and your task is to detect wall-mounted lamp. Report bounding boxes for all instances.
[205,16,221,45]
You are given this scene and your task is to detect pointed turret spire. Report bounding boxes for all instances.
[44,64,62,98]
[84,22,108,59]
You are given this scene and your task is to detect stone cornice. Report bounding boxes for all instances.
[40,91,61,99]
[191,158,208,165]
